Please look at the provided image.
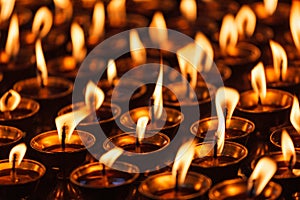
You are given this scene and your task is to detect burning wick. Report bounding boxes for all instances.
[3,93,13,119]
[149,97,155,125]
[101,163,109,187]
[135,136,141,153]
[248,179,256,198]
[10,154,18,183]
[36,68,46,88]
[288,155,294,172]
[213,135,219,166]
[61,124,67,151]
[175,170,179,194]
[186,73,191,99]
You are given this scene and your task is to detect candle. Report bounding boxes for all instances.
[0,125,23,159]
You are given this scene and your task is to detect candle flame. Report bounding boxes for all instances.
[85,81,105,110]
[53,0,73,24]
[282,129,296,168]
[99,147,124,168]
[32,7,53,39]
[219,14,238,54]
[251,62,267,102]
[129,29,146,65]
[136,116,149,143]
[0,90,21,112]
[216,87,239,120]
[290,96,300,133]
[107,0,126,27]
[195,32,214,72]
[263,0,277,16]
[107,59,117,86]
[152,63,163,119]
[5,14,19,60]
[180,0,197,22]
[235,5,256,38]
[0,0,15,23]
[269,40,288,81]
[172,140,195,185]
[290,1,300,52]
[35,39,48,87]
[149,12,168,45]
[71,22,87,63]
[89,2,105,42]
[248,157,277,197]
[9,143,27,167]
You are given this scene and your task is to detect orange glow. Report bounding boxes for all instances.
[290,96,300,133]
[107,0,126,27]
[85,81,104,110]
[130,30,146,65]
[235,5,256,38]
[290,1,300,52]
[149,12,168,45]
[71,22,87,63]
[219,14,238,54]
[195,32,214,72]
[9,143,27,167]
[263,0,277,15]
[5,14,19,60]
[251,62,267,102]
[269,40,288,81]
[180,0,197,22]
[0,0,15,22]
[281,129,296,169]
[32,7,53,39]
[107,59,117,86]
[89,2,105,42]
[172,140,195,185]
[136,116,149,143]
[99,147,124,167]
[152,63,163,119]
[53,0,73,24]
[35,39,48,86]
[0,90,21,112]
[248,157,277,197]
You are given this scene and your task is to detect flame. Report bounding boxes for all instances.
[219,14,238,54]
[53,0,73,23]
[195,32,214,72]
[248,157,277,197]
[55,107,91,142]
[9,143,27,167]
[235,5,256,38]
[0,0,15,22]
[180,0,197,22]
[251,62,267,102]
[0,90,21,112]
[107,59,117,86]
[282,129,296,168]
[269,40,288,81]
[136,116,149,143]
[129,30,146,65]
[89,2,105,41]
[71,22,87,63]
[290,1,300,52]
[149,12,168,45]
[99,147,124,167]
[35,39,48,87]
[216,87,239,120]
[263,0,277,16]
[32,7,53,39]
[107,0,126,27]
[290,96,300,133]
[5,14,19,59]
[152,63,163,119]
[172,140,195,185]
[85,81,105,110]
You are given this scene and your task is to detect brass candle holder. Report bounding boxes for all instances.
[0,126,23,159]
[270,126,300,151]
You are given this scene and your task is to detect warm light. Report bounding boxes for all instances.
[0,90,21,112]
[32,7,53,39]
[136,116,149,143]
[9,143,27,167]
[251,62,267,102]
[53,0,73,24]
[107,0,126,27]
[172,140,195,185]
[89,2,105,42]
[152,63,163,120]
[290,96,300,133]
[0,0,15,22]
[149,12,168,45]
[35,39,48,87]
[290,1,300,52]
[5,14,19,60]
[281,129,296,169]
[85,81,105,110]
[219,14,238,54]
[263,0,277,16]
[99,147,124,167]
[71,22,87,63]
[269,40,288,81]
[180,0,197,22]
[235,5,256,38]
[107,59,117,86]
[129,29,146,65]
[215,87,239,120]
[248,157,277,197]
[55,107,91,142]
[195,32,214,72]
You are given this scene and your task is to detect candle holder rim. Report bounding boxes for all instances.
[70,161,139,189]
[0,125,23,146]
[270,125,300,150]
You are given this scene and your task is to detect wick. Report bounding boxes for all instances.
[102,163,106,176]
[248,179,256,198]
[257,96,262,106]
[36,68,46,88]
[186,73,191,99]
[175,169,179,194]
[288,155,294,172]
[135,137,141,153]
[149,97,155,125]
[102,163,109,187]
[11,154,17,183]
[3,111,12,120]
[61,125,67,152]
[213,136,218,159]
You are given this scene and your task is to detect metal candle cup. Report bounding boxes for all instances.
[209,178,282,200]
[138,172,212,200]
[0,126,23,159]
[0,159,46,199]
[190,141,248,184]
[270,126,300,151]
[190,116,255,145]
[120,106,184,140]
[235,89,293,135]
[70,161,139,200]
[0,7,32,30]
